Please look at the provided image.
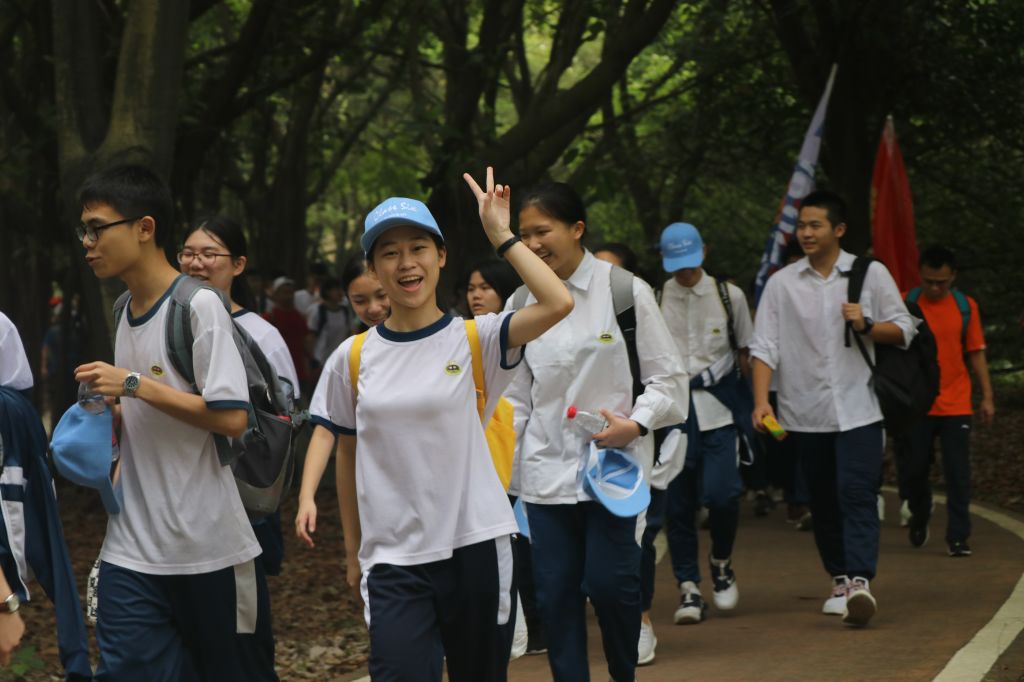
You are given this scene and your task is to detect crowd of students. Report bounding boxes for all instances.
[0,162,997,681]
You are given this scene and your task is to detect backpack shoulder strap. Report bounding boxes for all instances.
[164,276,230,393]
[464,319,486,424]
[844,256,874,348]
[348,331,368,402]
[714,278,739,353]
[906,287,921,304]
[112,290,131,330]
[952,289,971,349]
[511,284,529,311]
[608,265,643,402]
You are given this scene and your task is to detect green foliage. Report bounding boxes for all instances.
[0,646,45,680]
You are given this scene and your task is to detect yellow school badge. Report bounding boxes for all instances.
[597,332,615,344]
[150,364,164,377]
[444,362,462,376]
[711,328,721,336]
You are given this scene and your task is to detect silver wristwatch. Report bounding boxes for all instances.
[0,592,20,614]
[123,371,142,397]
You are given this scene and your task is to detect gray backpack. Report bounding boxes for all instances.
[113,276,301,518]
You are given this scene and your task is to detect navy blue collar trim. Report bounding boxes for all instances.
[231,309,252,319]
[377,314,452,342]
[128,274,186,327]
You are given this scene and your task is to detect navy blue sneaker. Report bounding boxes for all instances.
[948,540,972,557]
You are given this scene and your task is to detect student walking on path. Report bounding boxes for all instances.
[750,190,916,628]
[658,223,754,629]
[504,182,687,682]
[899,246,995,557]
[75,165,276,680]
[310,169,573,681]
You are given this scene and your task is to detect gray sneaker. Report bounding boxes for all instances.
[674,581,707,624]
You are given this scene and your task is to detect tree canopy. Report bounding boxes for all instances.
[2,0,1021,394]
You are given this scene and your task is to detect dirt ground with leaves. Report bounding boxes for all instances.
[11,385,1024,681]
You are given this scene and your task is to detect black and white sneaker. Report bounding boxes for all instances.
[948,540,972,557]
[710,557,739,610]
[674,581,707,624]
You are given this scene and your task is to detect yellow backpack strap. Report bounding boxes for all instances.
[348,331,368,401]
[464,320,486,423]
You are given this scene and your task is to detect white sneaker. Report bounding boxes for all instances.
[674,581,707,624]
[710,557,739,611]
[842,577,877,627]
[510,593,527,659]
[637,620,657,665]
[877,494,886,521]
[899,499,911,527]
[822,575,849,615]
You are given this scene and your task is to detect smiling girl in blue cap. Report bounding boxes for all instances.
[309,168,572,681]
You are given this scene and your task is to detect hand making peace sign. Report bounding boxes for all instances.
[463,166,515,249]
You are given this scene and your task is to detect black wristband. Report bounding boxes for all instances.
[496,236,521,258]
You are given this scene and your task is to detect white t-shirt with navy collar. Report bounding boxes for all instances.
[311,312,521,572]
[102,276,261,575]
[233,309,301,399]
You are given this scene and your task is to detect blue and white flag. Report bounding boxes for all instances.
[753,64,838,304]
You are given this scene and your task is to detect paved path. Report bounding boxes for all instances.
[344,492,1024,681]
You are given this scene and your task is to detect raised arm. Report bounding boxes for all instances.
[463,167,573,348]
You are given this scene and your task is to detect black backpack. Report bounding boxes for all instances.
[846,257,939,434]
[114,276,302,518]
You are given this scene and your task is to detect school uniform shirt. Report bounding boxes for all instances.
[102,279,261,575]
[661,272,753,432]
[307,304,352,365]
[0,312,33,390]
[310,313,521,572]
[750,251,917,433]
[911,292,985,416]
[504,252,688,505]
[233,309,301,399]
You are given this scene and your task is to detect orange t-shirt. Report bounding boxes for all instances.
[909,292,985,416]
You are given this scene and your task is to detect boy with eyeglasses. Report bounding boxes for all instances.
[74,164,276,680]
[898,246,993,557]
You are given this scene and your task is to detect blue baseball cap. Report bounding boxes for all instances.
[50,404,122,514]
[362,197,444,255]
[583,445,651,518]
[660,222,704,273]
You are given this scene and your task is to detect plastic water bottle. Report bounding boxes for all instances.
[566,405,607,435]
[78,381,106,415]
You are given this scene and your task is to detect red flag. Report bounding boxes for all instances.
[871,116,919,291]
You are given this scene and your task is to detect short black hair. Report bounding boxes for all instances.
[464,259,523,307]
[78,164,174,247]
[321,276,343,295]
[341,255,370,293]
[800,190,847,228]
[593,242,640,275]
[782,236,805,263]
[919,245,957,271]
[518,181,587,228]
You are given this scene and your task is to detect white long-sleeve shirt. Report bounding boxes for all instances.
[505,252,688,504]
[661,272,753,432]
[0,312,32,390]
[750,251,917,433]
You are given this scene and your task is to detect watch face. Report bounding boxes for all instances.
[3,593,19,613]
[125,374,140,393]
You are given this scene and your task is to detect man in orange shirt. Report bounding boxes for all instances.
[902,246,995,557]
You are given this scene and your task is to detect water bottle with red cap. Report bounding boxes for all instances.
[566,405,607,436]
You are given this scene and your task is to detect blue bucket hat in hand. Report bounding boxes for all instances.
[583,443,651,518]
[362,197,444,256]
[50,404,122,514]
[660,222,704,273]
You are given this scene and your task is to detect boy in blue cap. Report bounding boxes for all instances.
[658,222,755,625]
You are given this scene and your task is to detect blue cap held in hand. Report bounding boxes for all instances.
[582,444,650,518]
[50,404,122,514]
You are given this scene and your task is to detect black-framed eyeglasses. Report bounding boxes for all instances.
[177,249,233,265]
[76,216,141,243]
